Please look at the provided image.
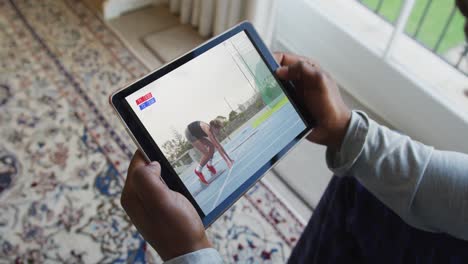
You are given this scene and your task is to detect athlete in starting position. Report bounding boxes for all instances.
[185,120,234,184]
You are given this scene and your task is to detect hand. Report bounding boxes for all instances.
[274,52,351,151]
[121,151,211,261]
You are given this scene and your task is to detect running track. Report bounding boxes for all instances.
[179,102,306,215]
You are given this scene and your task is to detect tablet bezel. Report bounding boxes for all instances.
[110,21,314,227]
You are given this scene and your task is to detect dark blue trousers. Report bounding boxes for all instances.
[288,176,468,264]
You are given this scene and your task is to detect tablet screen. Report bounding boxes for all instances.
[125,31,306,216]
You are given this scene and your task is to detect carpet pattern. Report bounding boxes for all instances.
[0,0,304,262]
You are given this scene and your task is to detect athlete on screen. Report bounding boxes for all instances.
[185,120,234,184]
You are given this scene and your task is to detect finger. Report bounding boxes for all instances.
[274,53,322,70]
[276,61,321,82]
[306,128,329,146]
[273,52,283,64]
[121,177,161,248]
[276,53,315,67]
[130,161,172,210]
[121,175,145,221]
[122,152,152,220]
[122,152,141,211]
[128,150,148,175]
[276,66,289,79]
[306,129,320,144]
[275,52,302,67]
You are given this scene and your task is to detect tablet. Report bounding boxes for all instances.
[110,21,313,227]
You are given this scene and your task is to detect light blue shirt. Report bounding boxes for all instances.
[165,248,223,264]
[165,110,468,263]
[329,111,468,240]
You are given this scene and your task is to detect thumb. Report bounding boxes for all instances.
[144,161,162,178]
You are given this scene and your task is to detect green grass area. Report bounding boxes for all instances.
[360,0,466,54]
[251,96,289,129]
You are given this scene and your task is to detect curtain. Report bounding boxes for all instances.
[168,0,276,45]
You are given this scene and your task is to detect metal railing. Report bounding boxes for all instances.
[357,0,468,76]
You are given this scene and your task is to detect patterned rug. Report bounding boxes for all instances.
[0,0,304,263]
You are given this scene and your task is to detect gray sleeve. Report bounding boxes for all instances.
[326,111,468,240]
[412,150,468,239]
[164,248,223,264]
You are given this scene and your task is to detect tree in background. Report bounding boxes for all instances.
[229,111,238,121]
[162,128,192,162]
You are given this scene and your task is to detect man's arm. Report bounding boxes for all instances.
[328,111,468,240]
[274,52,468,241]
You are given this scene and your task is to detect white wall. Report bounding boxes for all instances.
[103,0,168,19]
[274,0,468,154]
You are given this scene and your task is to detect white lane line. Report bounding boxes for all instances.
[210,161,236,211]
[206,120,301,211]
[199,141,253,207]
[207,118,299,198]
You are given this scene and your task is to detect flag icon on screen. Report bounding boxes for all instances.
[136,92,156,110]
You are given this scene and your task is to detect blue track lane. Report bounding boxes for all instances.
[179,102,306,215]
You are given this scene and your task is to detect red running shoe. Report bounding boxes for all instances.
[194,169,209,184]
[207,164,217,175]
